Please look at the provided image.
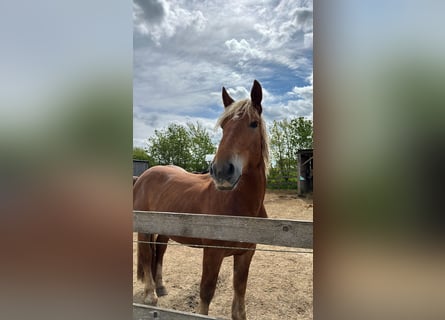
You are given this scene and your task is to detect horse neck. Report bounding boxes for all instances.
[234,162,266,214]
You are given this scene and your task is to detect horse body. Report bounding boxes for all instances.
[135,164,266,244]
[134,80,268,320]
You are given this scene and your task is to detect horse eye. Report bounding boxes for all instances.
[249,121,258,128]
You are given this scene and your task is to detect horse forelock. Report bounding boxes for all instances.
[216,99,270,176]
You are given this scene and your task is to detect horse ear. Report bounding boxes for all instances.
[222,87,234,108]
[251,80,262,114]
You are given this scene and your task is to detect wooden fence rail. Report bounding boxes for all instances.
[133,211,312,249]
[133,210,313,319]
[133,304,223,320]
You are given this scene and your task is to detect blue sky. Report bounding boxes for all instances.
[133,0,313,148]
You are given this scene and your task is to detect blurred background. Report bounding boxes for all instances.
[0,1,132,320]
[315,0,445,319]
[0,0,444,319]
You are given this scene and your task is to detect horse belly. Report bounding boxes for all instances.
[168,237,253,256]
[169,235,203,247]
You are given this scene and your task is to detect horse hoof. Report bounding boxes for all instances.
[143,293,158,306]
[156,286,168,297]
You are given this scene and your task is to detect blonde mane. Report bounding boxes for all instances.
[216,99,270,176]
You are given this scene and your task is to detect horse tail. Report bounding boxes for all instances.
[137,233,155,281]
[137,238,144,281]
[134,172,157,283]
[134,175,151,281]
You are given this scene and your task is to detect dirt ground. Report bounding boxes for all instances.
[133,190,313,319]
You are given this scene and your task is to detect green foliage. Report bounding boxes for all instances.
[289,117,313,150]
[267,167,298,189]
[270,119,295,179]
[146,122,216,172]
[268,117,313,189]
[187,122,216,172]
[148,124,191,169]
[132,147,152,163]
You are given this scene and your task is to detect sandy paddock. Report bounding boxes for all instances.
[133,190,313,319]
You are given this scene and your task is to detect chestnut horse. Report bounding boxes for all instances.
[133,80,269,320]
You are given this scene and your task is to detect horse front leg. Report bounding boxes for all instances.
[232,248,255,320]
[137,233,158,305]
[198,248,225,315]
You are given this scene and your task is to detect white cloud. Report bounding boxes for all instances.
[261,79,313,124]
[133,0,166,25]
[134,0,207,45]
[290,85,313,100]
[225,86,250,101]
[225,39,266,61]
[304,32,313,49]
[307,71,313,85]
[287,84,313,119]
[133,0,313,146]
[254,1,313,50]
[133,110,222,149]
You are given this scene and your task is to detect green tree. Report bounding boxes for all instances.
[270,119,295,179]
[187,122,216,172]
[132,147,153,163]
[268,117,313,188]
[289,117,313,150]
[148,124,191,169]
[146,122,216,172]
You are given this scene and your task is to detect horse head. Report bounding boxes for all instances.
[210,80,268,190]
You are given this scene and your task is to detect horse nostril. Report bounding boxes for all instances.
[228,163,235,176]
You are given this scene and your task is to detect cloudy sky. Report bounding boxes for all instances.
[133,0,313,148]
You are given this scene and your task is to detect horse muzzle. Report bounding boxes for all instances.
[209,160,242,191]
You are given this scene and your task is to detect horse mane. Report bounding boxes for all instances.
[216,99,270,176]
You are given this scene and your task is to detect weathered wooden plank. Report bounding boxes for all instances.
[133,303,223,320]
[133,211,313,249]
